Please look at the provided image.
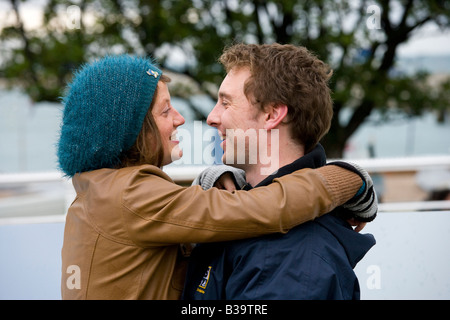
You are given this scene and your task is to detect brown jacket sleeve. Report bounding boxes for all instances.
[121,165,361,246]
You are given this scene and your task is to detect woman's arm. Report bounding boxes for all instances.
[122,164,362,246]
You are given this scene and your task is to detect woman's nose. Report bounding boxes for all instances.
[173,107,185,127]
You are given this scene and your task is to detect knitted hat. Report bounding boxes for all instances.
[57,55,162,176]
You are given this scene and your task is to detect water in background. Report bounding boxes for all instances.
[342,108,450,159]
[0,89,63,173]
[1,89,449,174]
[0,90,222,173]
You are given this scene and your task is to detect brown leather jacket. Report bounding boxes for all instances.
[61,164,360,300]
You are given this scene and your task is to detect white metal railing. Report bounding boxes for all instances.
[336,155,450,173]
[378,200,450,212]
[1,156,449,225]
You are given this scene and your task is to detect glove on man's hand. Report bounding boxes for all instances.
[326,161,378,222]
[192,165,246,190]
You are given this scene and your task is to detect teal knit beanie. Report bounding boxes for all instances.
[57,55,162,177]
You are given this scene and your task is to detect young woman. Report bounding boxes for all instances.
[58,55,369,299]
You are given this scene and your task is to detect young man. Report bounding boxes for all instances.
[182,44,377,300]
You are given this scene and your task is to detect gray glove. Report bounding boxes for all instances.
[326,161,378,222]
[192,165,246,190]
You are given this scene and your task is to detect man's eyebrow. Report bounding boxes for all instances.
[218,92,232,100]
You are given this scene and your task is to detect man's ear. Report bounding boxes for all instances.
[263,104,288,130]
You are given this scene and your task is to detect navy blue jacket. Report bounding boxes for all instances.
[182,145,376,300]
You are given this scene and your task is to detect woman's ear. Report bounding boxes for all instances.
[263,104,288,130]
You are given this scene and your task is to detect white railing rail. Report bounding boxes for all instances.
[378,200,450,212]
[336,155,450,173]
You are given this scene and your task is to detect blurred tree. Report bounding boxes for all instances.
[1,0,449,157]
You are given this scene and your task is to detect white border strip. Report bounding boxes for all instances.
[379,200,450,212]
[0,214,66,226]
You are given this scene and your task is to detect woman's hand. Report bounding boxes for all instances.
[214,172,238,191]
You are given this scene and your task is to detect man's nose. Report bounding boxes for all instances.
[207,104,221,127]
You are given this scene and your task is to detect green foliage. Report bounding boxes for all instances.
[1,0,449,156]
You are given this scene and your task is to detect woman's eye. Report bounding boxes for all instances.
[162,107,170,115]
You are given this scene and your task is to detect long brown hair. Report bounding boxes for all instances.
[118,74,171,168]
